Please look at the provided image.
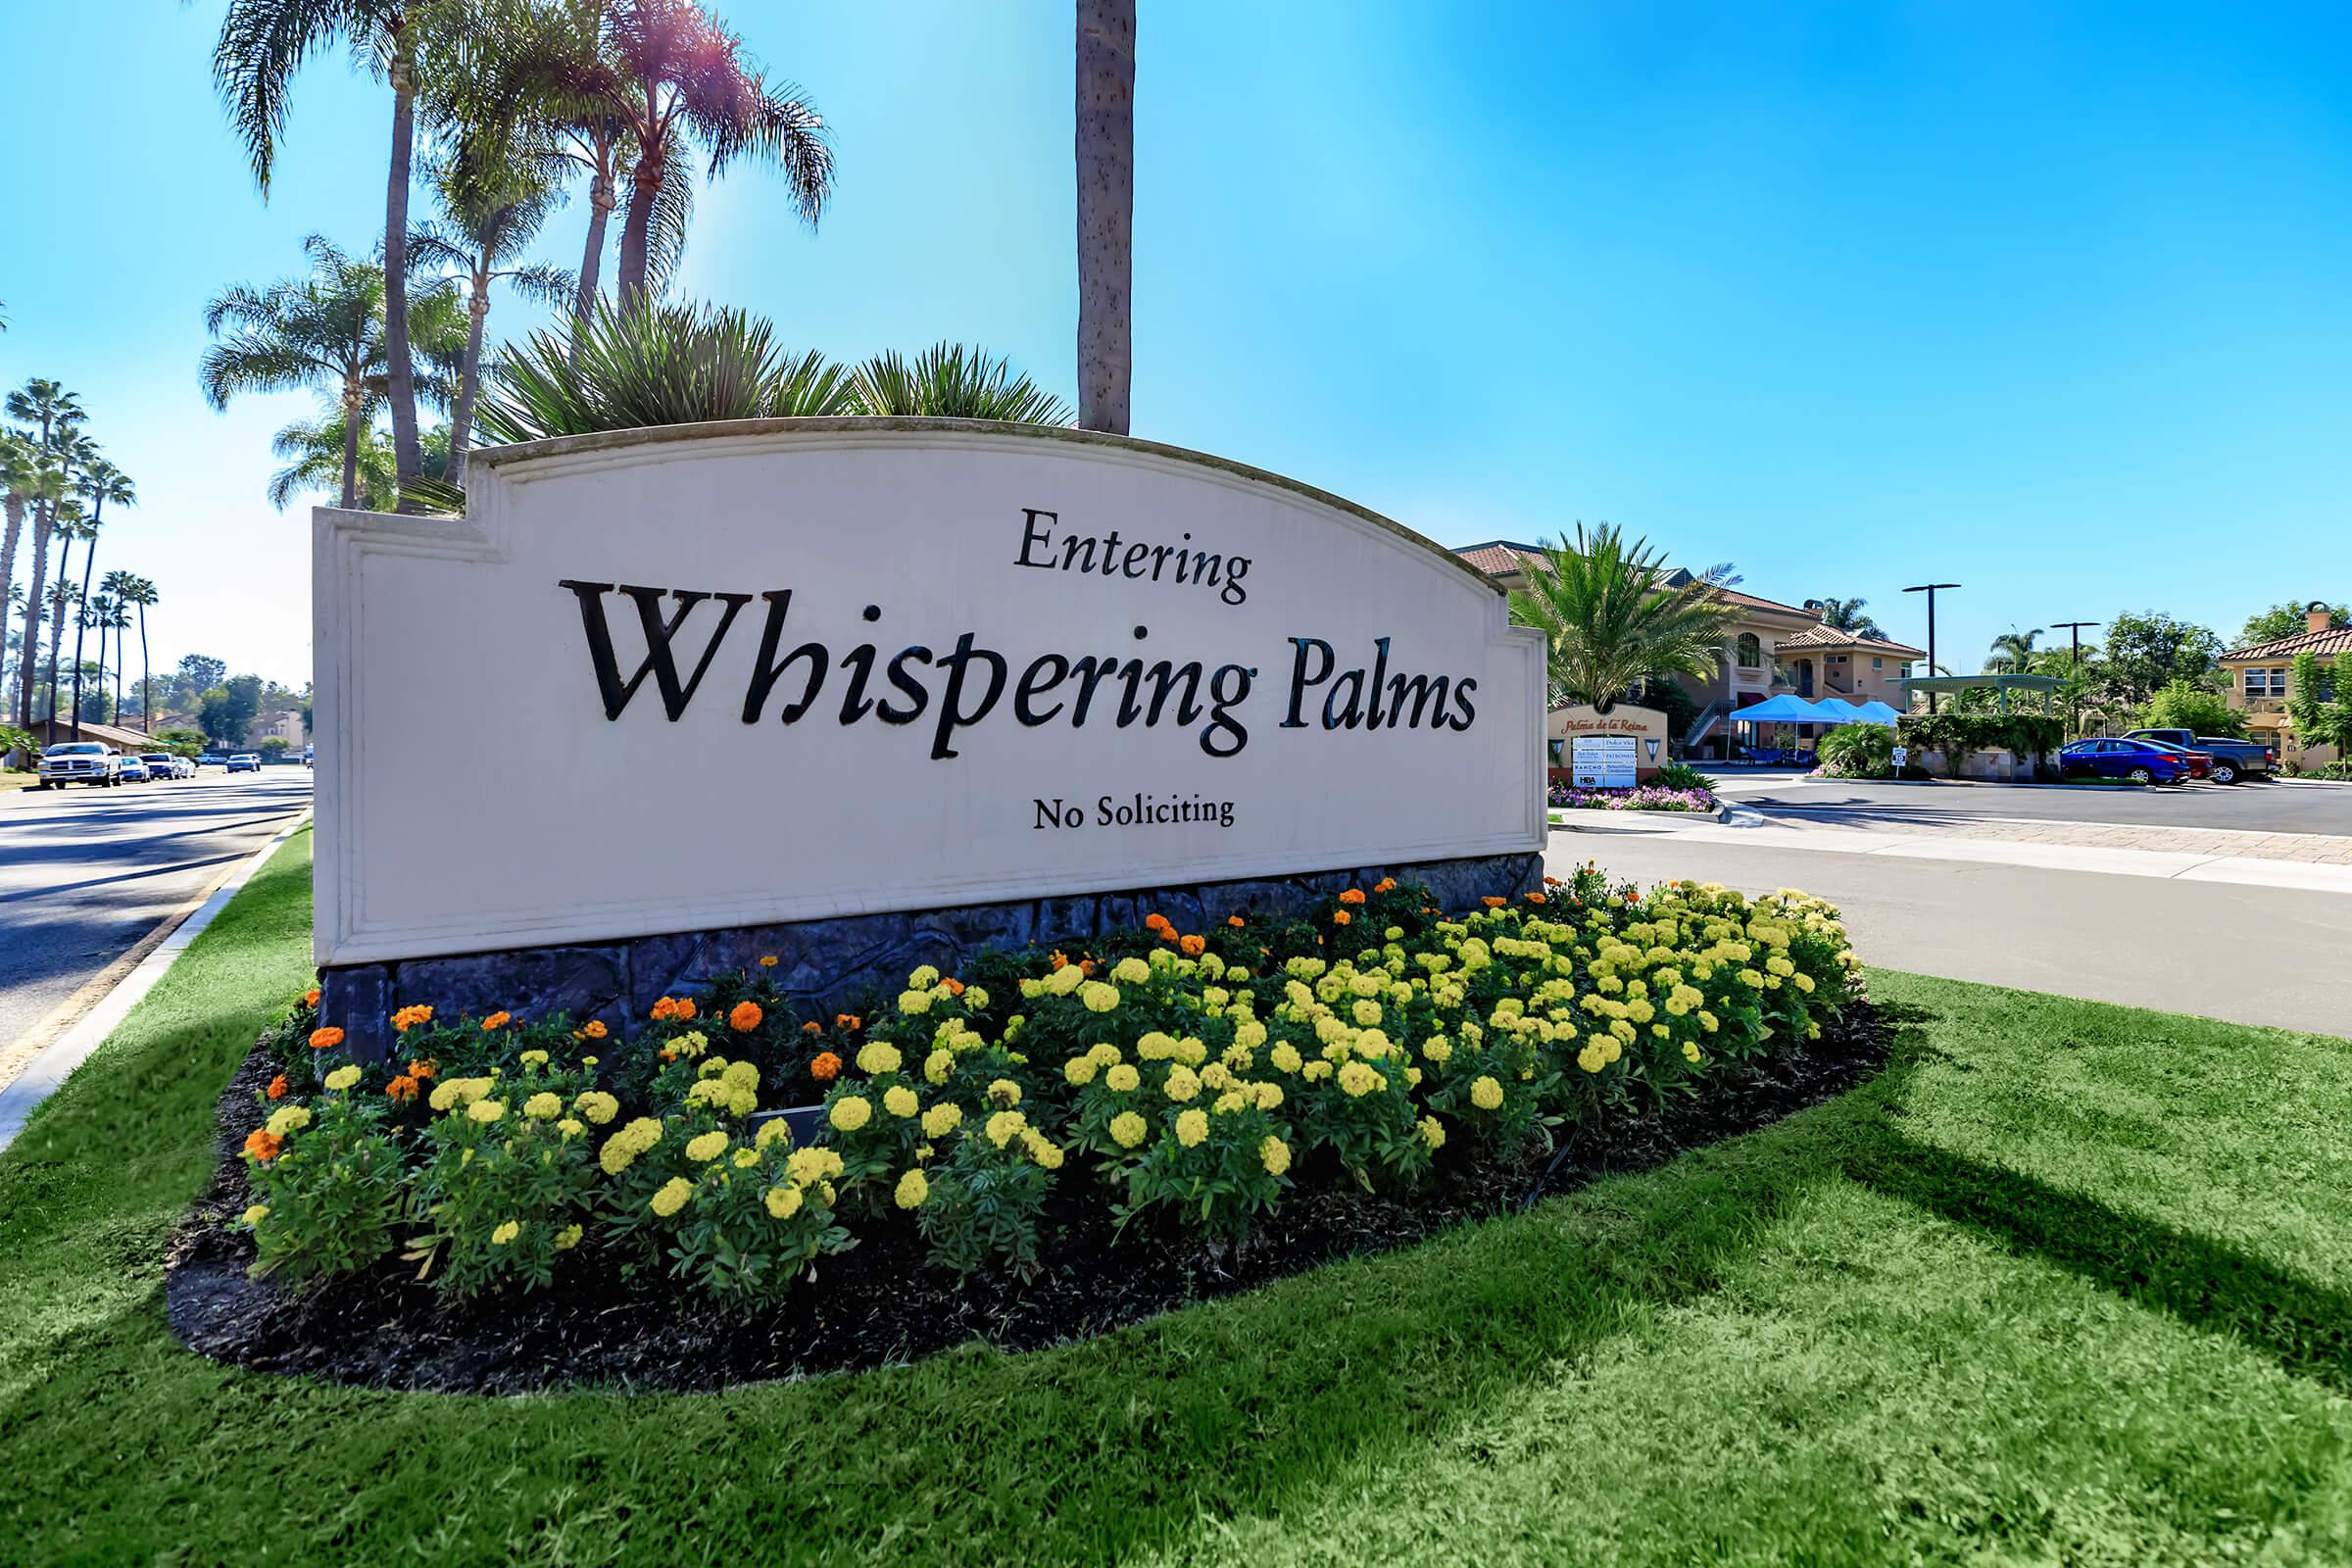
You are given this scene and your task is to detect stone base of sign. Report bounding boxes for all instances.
[320,851,1544,1060]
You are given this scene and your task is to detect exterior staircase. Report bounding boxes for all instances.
[1684,698,1731,755]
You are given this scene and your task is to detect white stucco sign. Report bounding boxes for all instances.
[314,420,1546,965]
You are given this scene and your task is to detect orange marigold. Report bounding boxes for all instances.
[1481,896,1507,909]
[302,986,321,1008]
[310,1026,345,1052]
[386,1075,419,1103]
[1227,915,1246,928]
[583,1019,608,1041]
[1374,877,1397,894]
[243,1128,284,1162]
[481,1010,512,1031]
[1332,909,1352,926]
[1339,888,1367,906]
[1179,934,1206,956]
[390,1004,433,1032]
[810,1052,843,1083]
[836,1013,862,1031]
[1143,912,1172,934]
[266,1074,288,1101]
[759,955,779,968]
[1524,892,1547,905]
[941,978,965,998]
[729,1001,763,1032]
[408,1057,439,1081]
[803,1020,823,1035]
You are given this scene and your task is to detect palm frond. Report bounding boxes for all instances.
[1508,524,1742,710]
[850,344,1073,424]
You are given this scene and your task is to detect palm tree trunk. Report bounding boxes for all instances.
[112,623,123,723]
[1075,0,1137,435]
[383,36,424,510]
[448,272,490,485]
[616,137,662,311]
[0,496,21,684]
[42,536,73,725]
[17,521,49,726]
[136,601,151,733]
[67,507,99,740]
[572,150,615,351]
[339,384,363,511]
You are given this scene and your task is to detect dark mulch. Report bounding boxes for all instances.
[166,996,1889,1395]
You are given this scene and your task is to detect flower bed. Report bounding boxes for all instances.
[1547,783,1719,812]
[171,867,1870,1389]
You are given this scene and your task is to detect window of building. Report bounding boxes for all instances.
[1872,658,1883,669]
[1736,633,1761,669]
[2245,666,2289,697]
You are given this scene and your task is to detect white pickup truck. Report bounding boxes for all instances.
[37,741,125,788]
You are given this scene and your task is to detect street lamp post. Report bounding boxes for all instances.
[2052,619,2098,737]
[1903,583,1961,712]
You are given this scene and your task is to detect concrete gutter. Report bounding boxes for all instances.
[0,810,311,1155]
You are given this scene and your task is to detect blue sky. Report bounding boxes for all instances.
[3,1,2348,686]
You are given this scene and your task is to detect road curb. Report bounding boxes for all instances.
[0,808,312,1155]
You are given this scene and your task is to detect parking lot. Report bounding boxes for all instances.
[1710,772,2352,836]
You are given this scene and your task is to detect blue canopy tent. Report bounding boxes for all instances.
[1732,693,1846,764]
[1849,700,1903,726]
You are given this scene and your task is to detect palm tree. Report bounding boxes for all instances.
[1807,595,1886,640]
[269,413,400,511]
[850,345,1072,423]
[411,136,576,483]
[119,574,160,732]
[0,432,35,683]
[1508,523,1741,710]
[214,0,463,505]
[66,461,133,740]
[202,236,461,509]
[90,579,136,724]
[579,0,833,310]
[1984,626,2044,674]
[5,379,84,724]
[1076,0,1135,434]
[41,494,96,725]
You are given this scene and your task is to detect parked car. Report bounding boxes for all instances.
[2123,728,2274,784]
[2058,737,2197,785]
[2137,738,2215,779]
[37,741,124,788]
[141,753,191,781]
[303,745,314,766]
[118,756,152,783]
[226,753,262,773]
[195,753,225,767]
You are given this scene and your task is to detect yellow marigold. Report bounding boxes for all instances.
[856,1041,904,1075]
[883,1085,920,1118]
[1683,1041,1703,1063]
[1079,981,1119,1013]
[1260,1135,1292,1177]
[895,1168,931,1209]
[1174,1108,1209,1148]
[984,1109,1027,1149]
[921,1102,963,1138]
[650,1177,695,1217]
[240,1203,270,1227]
[524,1092,563,1120]
[1105,1063,1141,1093]
[1109,956,1150,986]
[828,1095,873,1132]
[732,1147,760,1169]
[1163,1064,1200,1102]
[265,1103,312,1137]
[323,1064,362,1092]
[1024,1132,1066,1170]
[467,1100,506,1124]
[1064,1054,1100,1087]
[1268,1041,1303,1074]
[1336,1060,1380,1099]
[987,1078,1022,1107]
[1109,1110,1149,1149]
[1470,1075,1504,1111]
[556,1118,586,1140]
[554,1224,583,1251]
[897,989,933,1015]
[1419,1115,1446,1151]
[573,1090,619,1125]
[491,1219,520,1246]
[764,1185,804,1220]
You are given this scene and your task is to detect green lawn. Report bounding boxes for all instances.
[5,828,2351,1565]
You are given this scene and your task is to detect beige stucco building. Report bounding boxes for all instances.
[2221,603,2348,769]
[1455,540,1925,759]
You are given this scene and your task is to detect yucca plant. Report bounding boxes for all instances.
[475,298,858,443]
[850,344,1072,424]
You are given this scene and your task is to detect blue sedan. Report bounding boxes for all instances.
[2058,738,2193,784]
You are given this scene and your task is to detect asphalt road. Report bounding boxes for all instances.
[1544,828,2351,1038]
[0,768,313,1058]
[1715,773,2352,835]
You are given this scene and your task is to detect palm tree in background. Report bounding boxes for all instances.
[1076,0,1135,434]
[203,236,463,509]
[119,574,160,732]
[269,414,401,511]
[214,0,466,507]
[1509,523,1741,710]
[1807,596,1887,640]
[0,432,35,684]
[411,134,576,482]
[41,490,96,724]
[582,0,833,310]
[1984,626,2044,673]
[93,574,139,724]
[6,378,85,724]
[66,461,134,739]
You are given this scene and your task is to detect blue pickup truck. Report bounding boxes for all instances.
[2122,729,2274,785]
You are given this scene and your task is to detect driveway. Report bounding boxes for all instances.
[0,767,313,1068]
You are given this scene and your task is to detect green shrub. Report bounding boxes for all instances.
[1895,712,2063,768]
[239,1076,405,1281]
[2140,680,2242,737]
[1653,759,1718,793]
[402,1055,604,1298]
[1816,724,1894,778]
